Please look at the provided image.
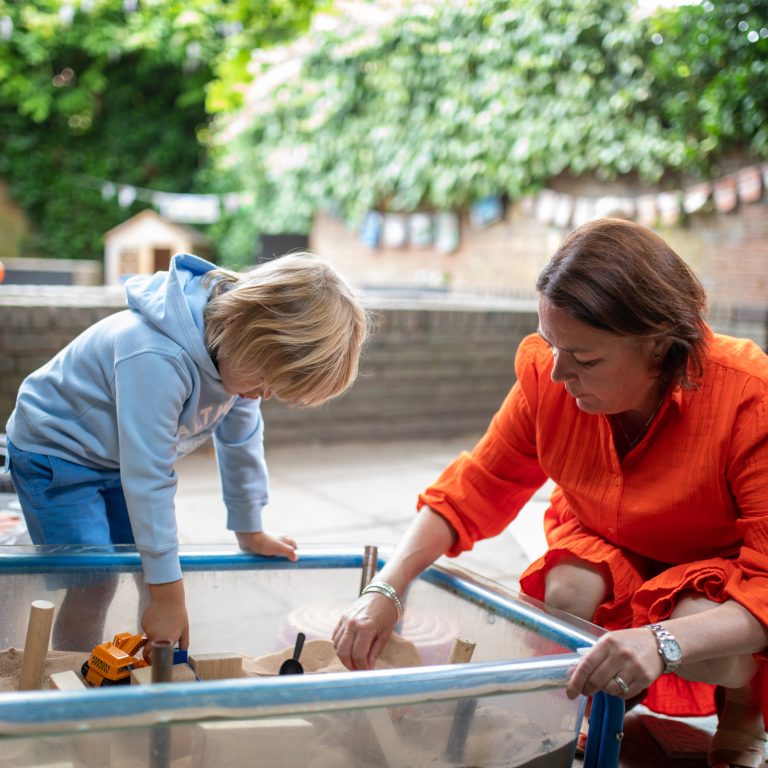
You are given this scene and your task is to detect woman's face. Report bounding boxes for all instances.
[537,297,663,415]
[217,356,272,401]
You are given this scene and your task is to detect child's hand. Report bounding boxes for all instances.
[236,531,299,561]
[142,579,189,659]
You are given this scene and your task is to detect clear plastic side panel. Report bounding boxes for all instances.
[0,689,579,768]
[0,563,581,661]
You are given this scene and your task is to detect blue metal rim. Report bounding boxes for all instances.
[0,656,578,732]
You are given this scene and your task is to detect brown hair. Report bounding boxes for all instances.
[536,218,709,389]
[203,253,370,407]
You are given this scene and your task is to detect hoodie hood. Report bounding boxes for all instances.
[125,253,219,378]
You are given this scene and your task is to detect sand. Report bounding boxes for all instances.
[0,640,575,768]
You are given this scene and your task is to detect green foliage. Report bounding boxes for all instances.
[648,0,768,162]
[211,0,768,262]
[0,0,320,261]
[3,0,767,267]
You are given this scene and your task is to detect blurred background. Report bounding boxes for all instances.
[1,0,767,440]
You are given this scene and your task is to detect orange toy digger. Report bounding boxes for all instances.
[81,632,149,687]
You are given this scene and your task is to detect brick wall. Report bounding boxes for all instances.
[311,194,768,327]
[0,286,126,430]
[0,287,538,443]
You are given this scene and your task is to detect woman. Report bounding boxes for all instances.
[333,219,768,768]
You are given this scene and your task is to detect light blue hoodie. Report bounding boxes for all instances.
[7,254,269,583]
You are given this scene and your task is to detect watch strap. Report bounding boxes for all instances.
[646,622,681,673]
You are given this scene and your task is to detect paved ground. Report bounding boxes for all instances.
[175,435,722,767]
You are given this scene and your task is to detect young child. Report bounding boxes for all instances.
[5,251,369,653]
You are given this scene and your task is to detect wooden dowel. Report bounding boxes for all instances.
[359,544,378,595]
[150,640,174,684]
[445,637,478,762]
[18,600,55,691]
[149,641,174,768]
[447,637,476,665]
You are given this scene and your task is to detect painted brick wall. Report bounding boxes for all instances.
[311,198,768,322]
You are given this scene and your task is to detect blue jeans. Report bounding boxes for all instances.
[7,440,134,547]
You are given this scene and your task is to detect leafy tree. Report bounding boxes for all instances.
[0,0,320,262]
[648,0,768,162]
[210,0,768,265]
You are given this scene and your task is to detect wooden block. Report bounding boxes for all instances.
[448,638,476,665]
[364,709,411,768]
[189,652,242,680]
[23,764,76,768]
[18,600,55,691]
[130,663,198,685]
[49,670,87,691]
[192,718,313,768]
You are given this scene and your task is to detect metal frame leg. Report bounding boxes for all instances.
[582,692,625,768]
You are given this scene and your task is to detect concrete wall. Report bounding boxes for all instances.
[2,257,102,286]
[0,287,538,444]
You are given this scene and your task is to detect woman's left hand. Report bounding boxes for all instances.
[567,627,664,700]
[236,530,298,561]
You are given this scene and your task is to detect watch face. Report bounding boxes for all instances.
[661,638,682,663]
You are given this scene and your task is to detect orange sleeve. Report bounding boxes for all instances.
[727,368,768,625]
[417,335,548,556]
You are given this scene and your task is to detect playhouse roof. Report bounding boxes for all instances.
[104,209,211,245]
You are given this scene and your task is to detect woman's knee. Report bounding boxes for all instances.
[544,556,608,620]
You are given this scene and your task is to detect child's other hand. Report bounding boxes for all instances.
[142,579,189,659]
[236,531,298,562]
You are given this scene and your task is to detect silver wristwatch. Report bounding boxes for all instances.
[646,623,682,673]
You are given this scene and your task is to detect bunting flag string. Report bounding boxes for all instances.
[522,163,767,230]
[78,175,254,224]
[81,161,767,244]
[356,162,767,252]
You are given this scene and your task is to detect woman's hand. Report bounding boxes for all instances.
[236,530,298,561]
[567,627,663,700]
[142,579,189,660]
[332,592,399,671]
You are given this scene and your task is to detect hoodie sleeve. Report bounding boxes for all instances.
[113,351,192,584]
[213,398,269,533]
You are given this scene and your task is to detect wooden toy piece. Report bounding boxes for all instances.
[47,671,112,767]
[131,664,197,685]
[359,544,378,595]
[364,708,411,768]
[49,670,87,691]
[447,637,476,665]
[18,600,55,691]
[192,718,313,768]
[22,763,75,768]
[445,636,478,763]
[150,640,174,684]
[188,651,243,680]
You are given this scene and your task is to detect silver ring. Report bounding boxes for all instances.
[613,674,630,695]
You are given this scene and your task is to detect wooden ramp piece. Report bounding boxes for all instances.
[49,670,86,691]
[192,719,313,768]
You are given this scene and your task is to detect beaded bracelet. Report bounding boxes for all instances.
[361,581,404,620]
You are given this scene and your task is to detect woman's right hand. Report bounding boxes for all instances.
[333,507,457,670]
[332,591,400,670]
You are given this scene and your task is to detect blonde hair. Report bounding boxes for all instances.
[203,253,370,407]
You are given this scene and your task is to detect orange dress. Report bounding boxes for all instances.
[418,331,768,718]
